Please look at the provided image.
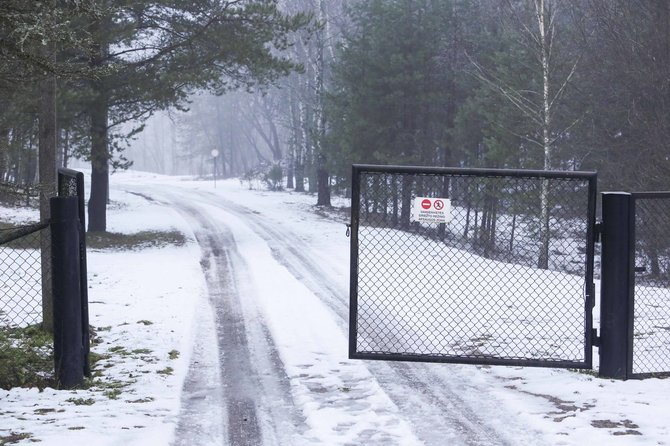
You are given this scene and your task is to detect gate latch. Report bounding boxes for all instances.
[594,221,603,243]
[591,328,600,347]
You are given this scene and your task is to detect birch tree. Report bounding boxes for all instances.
[469,0,580,269]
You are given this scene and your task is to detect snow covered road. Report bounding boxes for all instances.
[131,183,535,445]
[171,199,305,445]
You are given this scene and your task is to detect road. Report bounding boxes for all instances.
[127,185,540,446]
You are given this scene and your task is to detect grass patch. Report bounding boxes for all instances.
[66,397,95,406]
[569,368,599,378]
[168,350,179,360]
[0,432,32,445]
[0,325,54,390]
[85,375,135,395]
[109,345,129,355]
[126,397,154,404]
[86,230,186,251]
[89,351,111,367]
[156,367,173,376]
[132,348,152,355]
[104,389,122,400]
[33,408,58,415]
[0,324,124,391]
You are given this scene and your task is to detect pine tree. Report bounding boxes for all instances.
[61,0,311,231]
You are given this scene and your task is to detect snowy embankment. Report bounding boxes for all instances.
[1,169,670,445]
[1,182,206,445]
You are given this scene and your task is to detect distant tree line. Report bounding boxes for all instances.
[3,0,670,225]
[172,0,670,210]
[323,0,670,197]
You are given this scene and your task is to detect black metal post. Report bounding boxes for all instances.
[599,192,635,379]
[58,168,90,376]
[349,165,361,359]
[50,196,84,388]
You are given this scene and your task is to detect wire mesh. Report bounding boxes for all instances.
[351,166,596,367]
[632,194,670,376]
[59,174,78,198]
[0,224,47,327]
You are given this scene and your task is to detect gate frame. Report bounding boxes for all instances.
[631,192,670,378]
[600,191,670,379]
[349,164,598,369]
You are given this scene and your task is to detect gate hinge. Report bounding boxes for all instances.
[587,282,597,308]
[594,221,603,243]
[591,328,600,347]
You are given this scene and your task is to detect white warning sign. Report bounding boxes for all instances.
[410,197,452,225]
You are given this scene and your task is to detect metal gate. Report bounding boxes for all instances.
[349,164,597,368]
[630,192,670,377]
[0,222,49,327]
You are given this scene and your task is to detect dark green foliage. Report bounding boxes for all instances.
[0,325,54,390]
[322,0,670,194]
[0,1,312,231]
[0,0,100,89]
[75,0,311,231]
[568,0,670,191]
[264,164,284,190]
[0,432,32,445]
[326,0,481,189]
[85,230,186,250]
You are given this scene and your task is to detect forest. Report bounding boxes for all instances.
[1,0,670,227]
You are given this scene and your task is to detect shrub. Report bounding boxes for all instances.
[264,164,284,191]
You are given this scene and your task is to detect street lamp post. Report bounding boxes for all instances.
[211,149,219,188]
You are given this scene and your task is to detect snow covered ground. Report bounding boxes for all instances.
[1,169,669,445]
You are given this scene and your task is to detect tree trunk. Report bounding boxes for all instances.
[0,129,8,181]
[62,129,70,168]
[294,146,305,192]
[268,117,282,162]
[648,245,661,278]
[536,0,552,270]
[307,151,317,194]
[39,76,57,332]
[286,146,294,189]
[400,175,412,230]
[537,182,551,269]
[316,155,330,206]
[438,175,450,240]
[509,212,517,253]
[392,178,399,227]
[228,127,235,177]
[88,89,109,232]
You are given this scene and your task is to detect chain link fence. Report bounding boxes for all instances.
[0,222,48,327]
[350,165,597,368]
[631,193,670,377]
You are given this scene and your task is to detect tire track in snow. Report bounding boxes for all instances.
[172,285,226,445]
[199,193,518,446]
[169,201,307,446]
